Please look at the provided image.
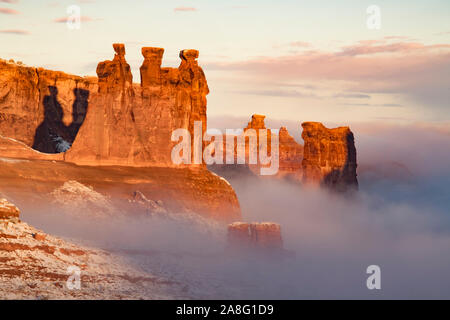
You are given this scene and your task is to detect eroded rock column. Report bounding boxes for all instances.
[301,122,358,191]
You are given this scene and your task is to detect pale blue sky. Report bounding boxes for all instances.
[1,0,449,124]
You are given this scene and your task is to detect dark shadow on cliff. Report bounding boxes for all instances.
[32,86,89,153]
[321,131,359,192]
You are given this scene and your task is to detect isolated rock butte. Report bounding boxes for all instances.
[227,222,283,250]
[301,122,358,191]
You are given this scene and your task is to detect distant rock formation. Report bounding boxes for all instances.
[227,222,283,251]
[0,199,188,299]
[278,126,304,180]
[0,45,240,222]
[246,114,266,130]
[301,122,358,191]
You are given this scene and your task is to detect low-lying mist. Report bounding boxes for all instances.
[18,122,450,299]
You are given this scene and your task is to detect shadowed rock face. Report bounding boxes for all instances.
[301,122,358,192]
[0,198,20,223]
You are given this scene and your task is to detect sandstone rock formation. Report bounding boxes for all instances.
[209,114,303,181]
[227,222,283,251]
[0,198,20,223]
[97,43,133,94]
[0,45,240,221]
[246,114,266,130]
[301,122,358,191]
[0,199,190,299]
[0,58,96,153]
[209,115,358,191]
[277,126,304,180]
[0,44,208,167]
[0,158,241,222]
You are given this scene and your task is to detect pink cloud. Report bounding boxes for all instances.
[0,29,29,35]
[174,6,197,12]
[0,7,19,14]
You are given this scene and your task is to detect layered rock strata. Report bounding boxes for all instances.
[227,222,283,250]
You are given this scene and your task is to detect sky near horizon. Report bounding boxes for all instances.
[1,0,449,126]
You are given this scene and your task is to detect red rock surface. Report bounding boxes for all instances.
[0,45,240,221]
[301,122,358,191]
[227,222,283,250]
[0,158,241,222]
[0,198,20,222]
[277,126,303,180]
[0,44,208,167]
[65,45,208,167]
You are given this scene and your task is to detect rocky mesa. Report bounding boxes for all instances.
[0,45,240,222]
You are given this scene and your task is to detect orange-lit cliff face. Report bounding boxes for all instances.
[0,44,240,222]
[208,114,358,191]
